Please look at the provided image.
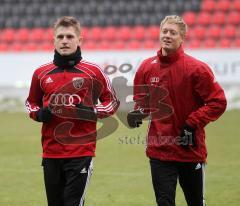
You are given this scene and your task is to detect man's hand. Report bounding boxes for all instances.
[179,124,196,147]
[127,110,146,128]
[37,107,52,123]
[75,103,97,122]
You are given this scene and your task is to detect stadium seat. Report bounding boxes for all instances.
[188,39,201,48]
[43,28,54,42]
[118,26,131,41]
[146,26,159,41]
[223,25,236,38]
[98,41,111,50]
[217,0,231,11]
[10,42,24,51]
[212,12,226,25]
[127,40,141,49]
[228,11,240,25]
[40,42,54,51]
[89,27,102,41]
[208,26,221,39]
[82,41,97,50]
[232,0,240,11]
[132,26,145,40]
[15,28,29,42]
[103,26,117,41]
[0,43,9,51]
[183,12,196,27]
[204,38,216,48]
[219,38,231,48]
[29,28,45,42]
[234,39,240,47]
[143,40,157,49]
[197,12,211,26]
[113,40,125,49]
[201,0,215,12]
[1,28,15,43]
[193,26,206,40]
[24,42,39,51]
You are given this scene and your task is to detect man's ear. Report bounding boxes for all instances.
[79,36,83,46]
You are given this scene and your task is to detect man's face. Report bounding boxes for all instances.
[160,23,184,55]
[54,26,81,56]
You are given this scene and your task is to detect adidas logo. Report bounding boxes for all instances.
[45,77,53,83]
[195,163,201,170]
[80,167,87,174]
[151,59,158,64]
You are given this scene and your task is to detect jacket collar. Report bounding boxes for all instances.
[157,46,184,66]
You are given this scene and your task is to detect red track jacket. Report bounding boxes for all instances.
[133,46,227,162]
[26,60,119,158]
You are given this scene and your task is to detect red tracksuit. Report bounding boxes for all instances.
[133,46,227,162]
[26,60,119,158]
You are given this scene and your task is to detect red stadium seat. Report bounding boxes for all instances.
[234,39,240,47]
[188,39,201,48]
[127,40,141,49]
[193,26,206,40]
[1,28,15,43]
[15,28,29,42]
[10,42,24,51]
[197,12,211,26]
[0,43,9,51]
[228,11,240,25]
[29,28,45,42]
[104,26,117,41]
[113,40,125,49]
[40,42,54,51]
[89,27,102,41]
[143,40,156,49]
[223,25,236,38]
[43,28,54,41]
[147,26,159,41]
[219,38,231,48]
[212,12,226,25]
[98,41,111,50]
[118,26,131,41]
[204,38,216,48]
[183,12,196,27]
[217,0,231,11]
[232,0,240,11]
[132,26,145,40]
[208,26,221,39]
[82,41,97,50]
[24,42,39,51]
[201,0,215,12]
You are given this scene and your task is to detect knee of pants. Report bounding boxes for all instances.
[156,192,175,206]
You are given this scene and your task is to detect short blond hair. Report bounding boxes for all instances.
[160,15,187,37]
[53,16,81,36]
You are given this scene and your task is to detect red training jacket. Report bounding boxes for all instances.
[133,46,227,162]
[26,60,119,158]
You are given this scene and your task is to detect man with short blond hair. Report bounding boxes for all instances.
[127,15,227,206]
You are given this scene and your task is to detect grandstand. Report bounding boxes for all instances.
[0,0,239,51]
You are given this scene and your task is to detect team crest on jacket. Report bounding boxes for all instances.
[72,77,84,89]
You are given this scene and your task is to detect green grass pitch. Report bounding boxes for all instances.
[0,110,239,206]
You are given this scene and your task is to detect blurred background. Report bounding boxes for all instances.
[0,0,239,206]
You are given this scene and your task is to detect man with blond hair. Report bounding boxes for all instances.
[26,16,119,206]
[127,15,227,206]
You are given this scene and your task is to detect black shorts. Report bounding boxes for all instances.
[150,158,206,206]
[42,156,93,206]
